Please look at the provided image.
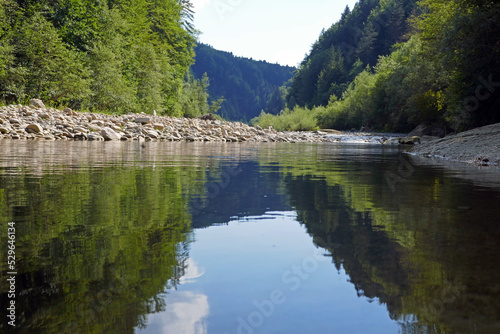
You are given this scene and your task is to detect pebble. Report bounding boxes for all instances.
[0,103,340,143]
[101,127,121,141]
[26,124,43,133]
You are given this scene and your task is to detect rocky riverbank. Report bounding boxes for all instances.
[0,100,339,143]
[4,101,497,166]
[406,122,500,166]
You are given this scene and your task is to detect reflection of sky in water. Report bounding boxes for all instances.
[180,259,206,285]
[4,141,500,333]
[138,260,208,334]
[137,214,400,334]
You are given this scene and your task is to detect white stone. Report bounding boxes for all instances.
[146,131,159,139]
[101,127,121,141]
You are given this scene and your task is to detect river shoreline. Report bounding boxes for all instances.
[0,102,345,143]
[0,101,403,144]
[406,122,500,166]
[2,101,499,166]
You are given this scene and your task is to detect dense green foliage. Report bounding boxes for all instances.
[255,0,500,133]
[254,144,500,333]
[0,0,213,116]
[252,106,323,131]
[191,43,295,121]
[0,163,202,332]
[414,0,500,130]
[288,0,418,108]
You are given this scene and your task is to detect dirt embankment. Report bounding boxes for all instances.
[406,123,500,166]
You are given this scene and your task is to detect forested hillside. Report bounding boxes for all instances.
[289,0,418,108]
[254,0,500,133]
[191,43,295,121]
[0,0,212,116]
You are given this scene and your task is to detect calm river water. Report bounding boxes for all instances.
[1,141,500,334]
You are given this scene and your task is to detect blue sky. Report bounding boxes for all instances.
[191,0,359,67]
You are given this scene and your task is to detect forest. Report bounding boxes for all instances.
[0,0,294,121]
[0,0,217,117]
[253,0,500,133]
[1,0,499,133]
[192,43,295,122]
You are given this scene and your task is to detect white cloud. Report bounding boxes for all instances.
[180,258,205,284]
[159,292,210,334]
[137,259,208,334]
[140,291,210,334]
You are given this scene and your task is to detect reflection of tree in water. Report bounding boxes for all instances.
[189,161,290,228]
[0,166,198,333]
[283,172,500,334]
[1,143,500,334]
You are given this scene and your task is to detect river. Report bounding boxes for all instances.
[1,141,499,333]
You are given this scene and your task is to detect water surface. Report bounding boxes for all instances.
[1,141,500,334]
